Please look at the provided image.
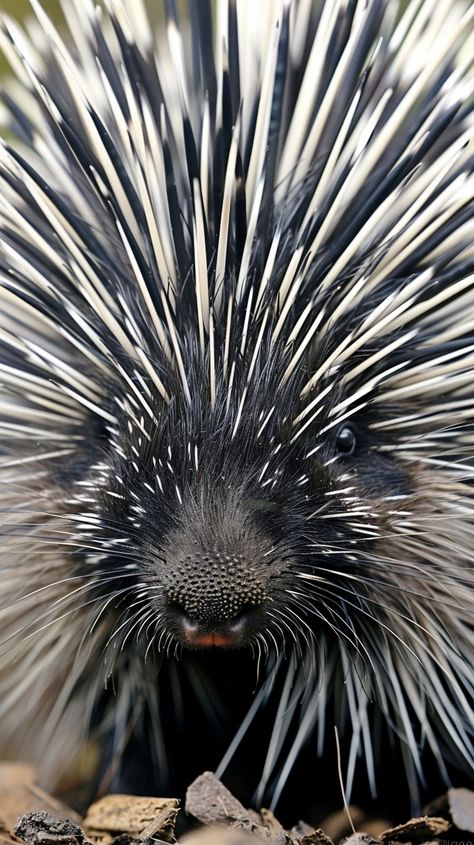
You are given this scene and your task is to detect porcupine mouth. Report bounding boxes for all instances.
[165,602,265,650]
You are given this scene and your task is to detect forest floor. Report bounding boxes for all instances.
[0,763,473,845]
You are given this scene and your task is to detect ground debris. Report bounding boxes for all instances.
[14,812,93,845]
[185,772,336,843]
[83,795,178,843]
[1,767,469,845]
[379,816,451,842]
[185,772,252,826]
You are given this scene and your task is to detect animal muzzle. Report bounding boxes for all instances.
[161,549,268,649]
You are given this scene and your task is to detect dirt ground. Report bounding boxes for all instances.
[1,763,473,845]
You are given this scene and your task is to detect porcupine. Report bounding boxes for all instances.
[0,0,473,820]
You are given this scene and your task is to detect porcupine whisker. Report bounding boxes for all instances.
[88,587,156,636]
[133,608,159,646]
[271,603,316,654]
[267,614,318,694]
[141,615,162,652]
[253,640,264,685]
[0,540,146,567]
[309,583,462,686]
[261,626,281,660]
[296,569,473,610]
[165,633,175,660]
[146,610,163,642]
[284,590,365,654]
[0,581,107,642]
[332,589,453,660]
[257,632,270,662]
[305,607,372,669]
[296,565,453,597]
[295,584,405,657]
[0,591,121,659]
[104,596,154,652]
[17,583,139,648]
[119,606,153,653]
[0,573,139,616]
[268,605,307,648]
[283,593,367,665]
[142,630,158,664]
[345,552,473,588]
[284,591,330,625]
[318,532,470,568]
[155,628,169,657]
[264,611,289,645]
[0,512,148,543]
[313,522,474,548]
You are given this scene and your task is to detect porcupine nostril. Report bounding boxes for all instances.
[169,603,251,648]
[161,541,268,648]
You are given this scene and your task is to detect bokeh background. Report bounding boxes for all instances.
[0,0,61,32]
[0,0,62,76]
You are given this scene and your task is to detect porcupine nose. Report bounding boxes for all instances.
[163,550,266,648]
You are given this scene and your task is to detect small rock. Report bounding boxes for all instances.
[448,788,474,833]
[185,773,251,827]
[15,812,92,845]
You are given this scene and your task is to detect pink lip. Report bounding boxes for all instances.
[182,617,246,648]
[185,632,239,648]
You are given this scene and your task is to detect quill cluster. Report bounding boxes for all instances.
[0,0,473,813]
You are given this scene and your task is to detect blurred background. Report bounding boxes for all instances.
[0,0,62,76]
[0,0,61,29]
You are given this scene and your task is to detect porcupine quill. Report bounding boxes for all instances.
[0,0,473,818]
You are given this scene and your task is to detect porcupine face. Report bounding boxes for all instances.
[90,332,410,654]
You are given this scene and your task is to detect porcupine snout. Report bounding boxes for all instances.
[162,550,266,647]
[154,506,280,649]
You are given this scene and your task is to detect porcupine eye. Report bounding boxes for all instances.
[335,425,357,455]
